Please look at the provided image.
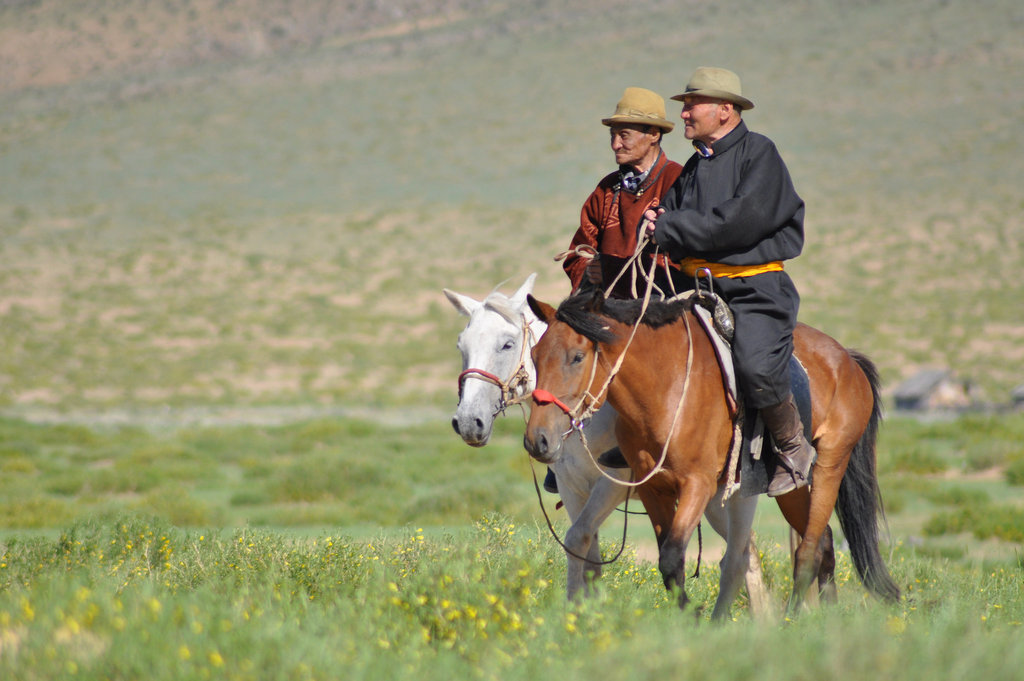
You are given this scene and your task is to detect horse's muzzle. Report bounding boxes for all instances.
[451,413,491,447]
[523,426,560,464]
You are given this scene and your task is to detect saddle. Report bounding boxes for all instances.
[689,292,812,497]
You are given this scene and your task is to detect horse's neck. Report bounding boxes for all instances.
[601,312,697,422]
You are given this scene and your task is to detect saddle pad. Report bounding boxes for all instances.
[691,304,738,412]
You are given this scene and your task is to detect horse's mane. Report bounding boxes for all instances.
[554,293,690,344]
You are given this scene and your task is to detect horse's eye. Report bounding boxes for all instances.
[501,340,515,352]
[571,351,585,365]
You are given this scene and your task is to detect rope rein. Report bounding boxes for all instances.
[539,226,696,490]
[529,456,634,567]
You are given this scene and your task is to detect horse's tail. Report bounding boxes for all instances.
[834,351,901,602]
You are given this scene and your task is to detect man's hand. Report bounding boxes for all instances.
[585,257,602,285]
[642,206,665,241]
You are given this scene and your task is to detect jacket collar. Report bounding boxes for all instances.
[693,120,748,158]
[618,149,668,194]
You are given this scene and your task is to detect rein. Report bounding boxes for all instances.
[539,233,661,429]
[535,230,696,490]
[529,456,634,567]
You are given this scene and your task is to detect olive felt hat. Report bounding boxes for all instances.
[670,67,755,111]
[601,87,675,132]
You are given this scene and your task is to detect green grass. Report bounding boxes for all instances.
[0,409,1019,678]
[0,415,542,531]
[0,410,1022,559]
[0,514,1021,680]
[0,3,1021,675]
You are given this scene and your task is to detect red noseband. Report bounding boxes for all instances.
[531,389,575,416]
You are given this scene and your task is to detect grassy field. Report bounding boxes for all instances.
[1,411,1023,548]
[1,0,1022,411]
[0,0,1023,677]
[0,410,1022,678]
[0,512,1022,680]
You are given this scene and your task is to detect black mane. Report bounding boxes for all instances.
[554,293,690,344]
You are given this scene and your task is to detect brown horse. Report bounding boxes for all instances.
[523,292,900,615]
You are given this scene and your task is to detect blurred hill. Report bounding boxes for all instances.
[0,0,480,92]
[0,0,1021,414]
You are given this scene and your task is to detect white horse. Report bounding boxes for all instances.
[444,274,771,619]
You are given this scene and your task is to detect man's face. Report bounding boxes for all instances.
[680,95,730,144]
[609,125,660,170]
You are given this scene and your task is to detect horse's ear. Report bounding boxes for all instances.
[443,289,482,317]
[526,294,555,323]
[510,272,538,308]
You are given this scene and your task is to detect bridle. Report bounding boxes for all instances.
[530,336,604,437]
[531,309,695,490]
[532,235,663,439]
[529,242,698,489]
[457,314,537,416]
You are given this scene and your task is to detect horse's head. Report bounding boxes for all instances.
[444,273,542,446]
[523,293,614,464]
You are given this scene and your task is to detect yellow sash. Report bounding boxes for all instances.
[679,257,784,279]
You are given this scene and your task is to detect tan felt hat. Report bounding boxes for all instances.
[601,87,675,132]
[670,67,754,111]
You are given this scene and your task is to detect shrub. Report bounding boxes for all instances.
[924,504,1024,543]
[1005,458,1024,486]
[923,486,991,508]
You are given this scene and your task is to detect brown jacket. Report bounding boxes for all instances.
[563,151,684,298]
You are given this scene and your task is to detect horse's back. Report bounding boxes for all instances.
[793,322,875,431]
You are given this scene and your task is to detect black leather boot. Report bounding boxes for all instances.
[596,446,630,468]
[760,394,816,497]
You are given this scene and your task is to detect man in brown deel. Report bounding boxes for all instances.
[544,87,683,493]
[561,86,684,298]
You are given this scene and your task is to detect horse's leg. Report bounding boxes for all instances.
[562,476,629,599]
[772,486,814,610]
[787,527,818,606]
[550,455,605,602]
[816,525,838,604]
[636,482,677,554]
[786,526,834,606]
[702,488,763,621]
[558,409,625,599]
[743,534,773,620]
[658,475,716,611]
[551,469,590,602]
[777,458,846,614]
[632,475,680,585]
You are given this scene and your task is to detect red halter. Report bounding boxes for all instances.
[530,388,575,416]
[531,388,588,436]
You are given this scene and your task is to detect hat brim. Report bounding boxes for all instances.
[670,89,754,111]
[601,115,675,132]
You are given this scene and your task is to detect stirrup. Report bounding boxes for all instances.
[692,268,734,342]
[766,446,815,497]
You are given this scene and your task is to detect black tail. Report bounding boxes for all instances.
[834,351,901,602]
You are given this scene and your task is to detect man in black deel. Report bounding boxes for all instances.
[644,67,814,497]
